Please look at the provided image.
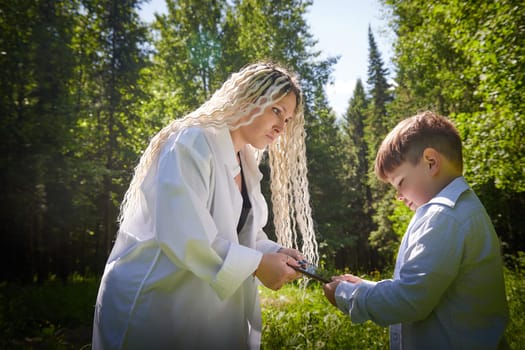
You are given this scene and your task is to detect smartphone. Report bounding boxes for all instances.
[290,261,331,283]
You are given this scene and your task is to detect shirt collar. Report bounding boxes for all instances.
[426,176,469,209]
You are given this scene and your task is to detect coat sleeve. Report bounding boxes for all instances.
[153,134,262,300]
[255,229,282,253]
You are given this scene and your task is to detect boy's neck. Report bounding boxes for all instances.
[433,166,462,196]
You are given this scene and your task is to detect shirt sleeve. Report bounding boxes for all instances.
[154,136,262,300]
[335,280,377,318]
[346,210,463,326]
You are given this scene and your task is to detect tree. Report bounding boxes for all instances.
[383,0,525,255]
[338,79,375,270]
[150,0,225,122]
[0,0,346,280]
[364,26,398,266]
[305,83,347,267]
[71,0,150,267]
[0,0,80,281]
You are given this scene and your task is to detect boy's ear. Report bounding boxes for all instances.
[423,148,440,176]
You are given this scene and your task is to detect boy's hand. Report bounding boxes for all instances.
[338,273,363,284]
[323,279,340,306]
[323,274,363,307]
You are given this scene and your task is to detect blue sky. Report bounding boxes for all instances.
[139,0,394,117]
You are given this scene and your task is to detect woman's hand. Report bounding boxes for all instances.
[255,252,301,290]
[277,247,305,262]
[277,247,304,280]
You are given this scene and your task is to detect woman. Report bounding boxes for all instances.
[92,62,318,349]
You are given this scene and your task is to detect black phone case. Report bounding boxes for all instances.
[292,265,331,283]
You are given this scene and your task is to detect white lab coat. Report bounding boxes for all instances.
[92,126,281,349]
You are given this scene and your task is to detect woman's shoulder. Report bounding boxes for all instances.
[166,126,214,147]
[160,126,213,160]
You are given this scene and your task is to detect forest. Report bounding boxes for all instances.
[1,0,524,348]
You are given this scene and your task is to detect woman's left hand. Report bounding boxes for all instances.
[278,247,305,263]
[277,247,305,281]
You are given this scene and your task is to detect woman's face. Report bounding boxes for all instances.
[231,92,297,150]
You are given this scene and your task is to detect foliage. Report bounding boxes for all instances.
[150,0,225,121]
[0,0,81,282]
[504,252,525,350]
[449,1,525,193]
[336,79,375,270]
[0,277,98,349]
[0,0,339,282]
[305,88,348,266]
[0,0,150,281]
[384,0,525,190]
[363,27,398,267]
[382,0,525,255]
[389,199,412,239]
[0,0,523,298]
[74,0,151,266]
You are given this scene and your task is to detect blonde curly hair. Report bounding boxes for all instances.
[119,61,318,264]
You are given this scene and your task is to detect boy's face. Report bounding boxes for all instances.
[385,156,437,211]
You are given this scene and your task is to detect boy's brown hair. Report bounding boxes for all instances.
[374,111,463,182]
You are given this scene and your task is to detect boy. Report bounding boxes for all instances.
[323,111,509,349]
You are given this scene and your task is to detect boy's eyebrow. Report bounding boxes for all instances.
[393,177,404,189]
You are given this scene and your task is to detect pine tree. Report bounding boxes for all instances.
[339,79,375,269]
[364,26,398,267]
[365,25,392,159]
[0,0,79,281]
[150,0,225,121]
[72,0,149,266]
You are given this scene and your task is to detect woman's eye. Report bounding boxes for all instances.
[272,107,281,116]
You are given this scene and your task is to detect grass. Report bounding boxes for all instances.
[260,283,388,349]
[261,262,525,350]
[0,263,523,349]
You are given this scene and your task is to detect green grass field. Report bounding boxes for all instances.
[1,263,523,349]
[260,284,389,349]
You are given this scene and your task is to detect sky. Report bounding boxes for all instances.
[139,0,394,117]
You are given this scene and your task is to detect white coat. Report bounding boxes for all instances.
[92,126,281,349]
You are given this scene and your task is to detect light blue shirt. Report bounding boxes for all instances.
[335,177,509,349]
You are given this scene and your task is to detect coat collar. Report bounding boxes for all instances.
[212,126,263,183]
[212,126,241,176]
